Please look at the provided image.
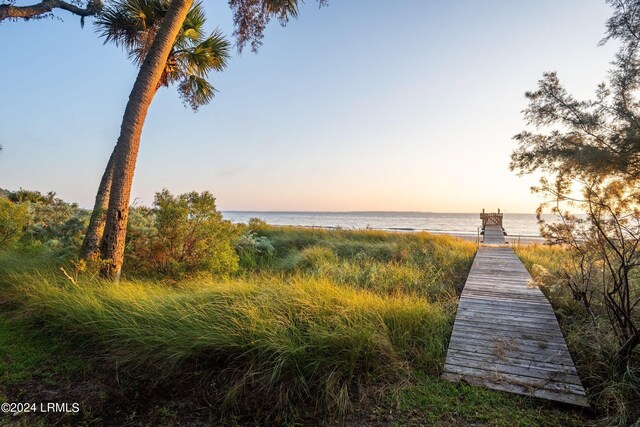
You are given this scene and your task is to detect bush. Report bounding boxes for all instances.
[0,198,29,248]
[235,231,275,269]
[125,189,238,276]
[9,189,88,253]
[247,217,268,231]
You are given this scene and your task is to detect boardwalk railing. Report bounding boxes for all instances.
[480,209,503,227]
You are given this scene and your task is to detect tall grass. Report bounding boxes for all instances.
[0,260,451,414]
[249,227,476,302]
[0,228,476,415]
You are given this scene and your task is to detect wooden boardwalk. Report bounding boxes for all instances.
[442,232,589,406]
[482,224,506,245]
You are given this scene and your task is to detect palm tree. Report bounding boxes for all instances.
[97,0,318,279]
[96,0,228,109]
[81,0,229,261]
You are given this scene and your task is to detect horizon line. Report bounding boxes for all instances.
[221,210,540,215]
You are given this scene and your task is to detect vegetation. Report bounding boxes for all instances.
[0,197,28,248]
[0,290,585,426]
[0,190,515,423]
[516,244,640,424]
[391,374,584,427]
[243,226,475,303]
[0,263,450,414]
[0,190,594,424]
[0,189,88,255]
[125,189,239,276]
[510,0,640,423]
[9,0,640,423]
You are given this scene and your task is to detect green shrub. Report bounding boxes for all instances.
[247,217,268,231]
[0,197,29,249]
[2,189,88,253]
[125,189,238,276]
[235,231,275,269]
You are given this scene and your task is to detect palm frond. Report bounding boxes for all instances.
[178,75,216,111]
[174,29,230,78]
[176,1,206,48]
[95,2,141,51]
[96,0,229,111]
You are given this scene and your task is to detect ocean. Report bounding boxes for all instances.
[222,211,552,239]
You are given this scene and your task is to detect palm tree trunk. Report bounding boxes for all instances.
[83,83,163,262]
[81,149,114,260]
[100,0,193,279]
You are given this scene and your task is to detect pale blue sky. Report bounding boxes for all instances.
[0,0,618,212]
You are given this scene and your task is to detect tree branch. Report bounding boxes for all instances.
[0,0,101,21]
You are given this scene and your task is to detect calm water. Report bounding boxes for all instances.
[222,211,553,238]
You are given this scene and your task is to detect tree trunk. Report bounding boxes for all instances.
[82,83,162,262]
[81,150,115,260]
[100,0,193,280]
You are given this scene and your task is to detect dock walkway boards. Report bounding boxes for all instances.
[442,244,589,407]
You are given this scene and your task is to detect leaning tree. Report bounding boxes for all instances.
[97,0,326,279]
[81,0,230,260]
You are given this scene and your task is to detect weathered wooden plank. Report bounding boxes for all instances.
[452,319,566,339]
[449,332,565,350]
[461,295,550,308]
[458,297,553,310]
[457,306,557,321]
[447,339,575,365]
[447,342,575,365]
[445,355,583,385]
[442,364,586,395]
[442,243,589,407]
[442,372,590,407]
[454,314,559,328]
[449,330,570,351]
[447,348,578,373]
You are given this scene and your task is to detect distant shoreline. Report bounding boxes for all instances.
[254,223,547,245]
[223,211,551,241]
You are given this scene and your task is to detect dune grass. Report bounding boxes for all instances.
[0,228,477,415]
[0,274,449,412]
[243,227,477,302]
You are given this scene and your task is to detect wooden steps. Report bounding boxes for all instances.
[442,246,589,407]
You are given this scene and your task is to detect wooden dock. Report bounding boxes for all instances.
[442,216,588,407]
[482,224,506,245]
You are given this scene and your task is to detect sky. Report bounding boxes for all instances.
[0,0,620,213]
